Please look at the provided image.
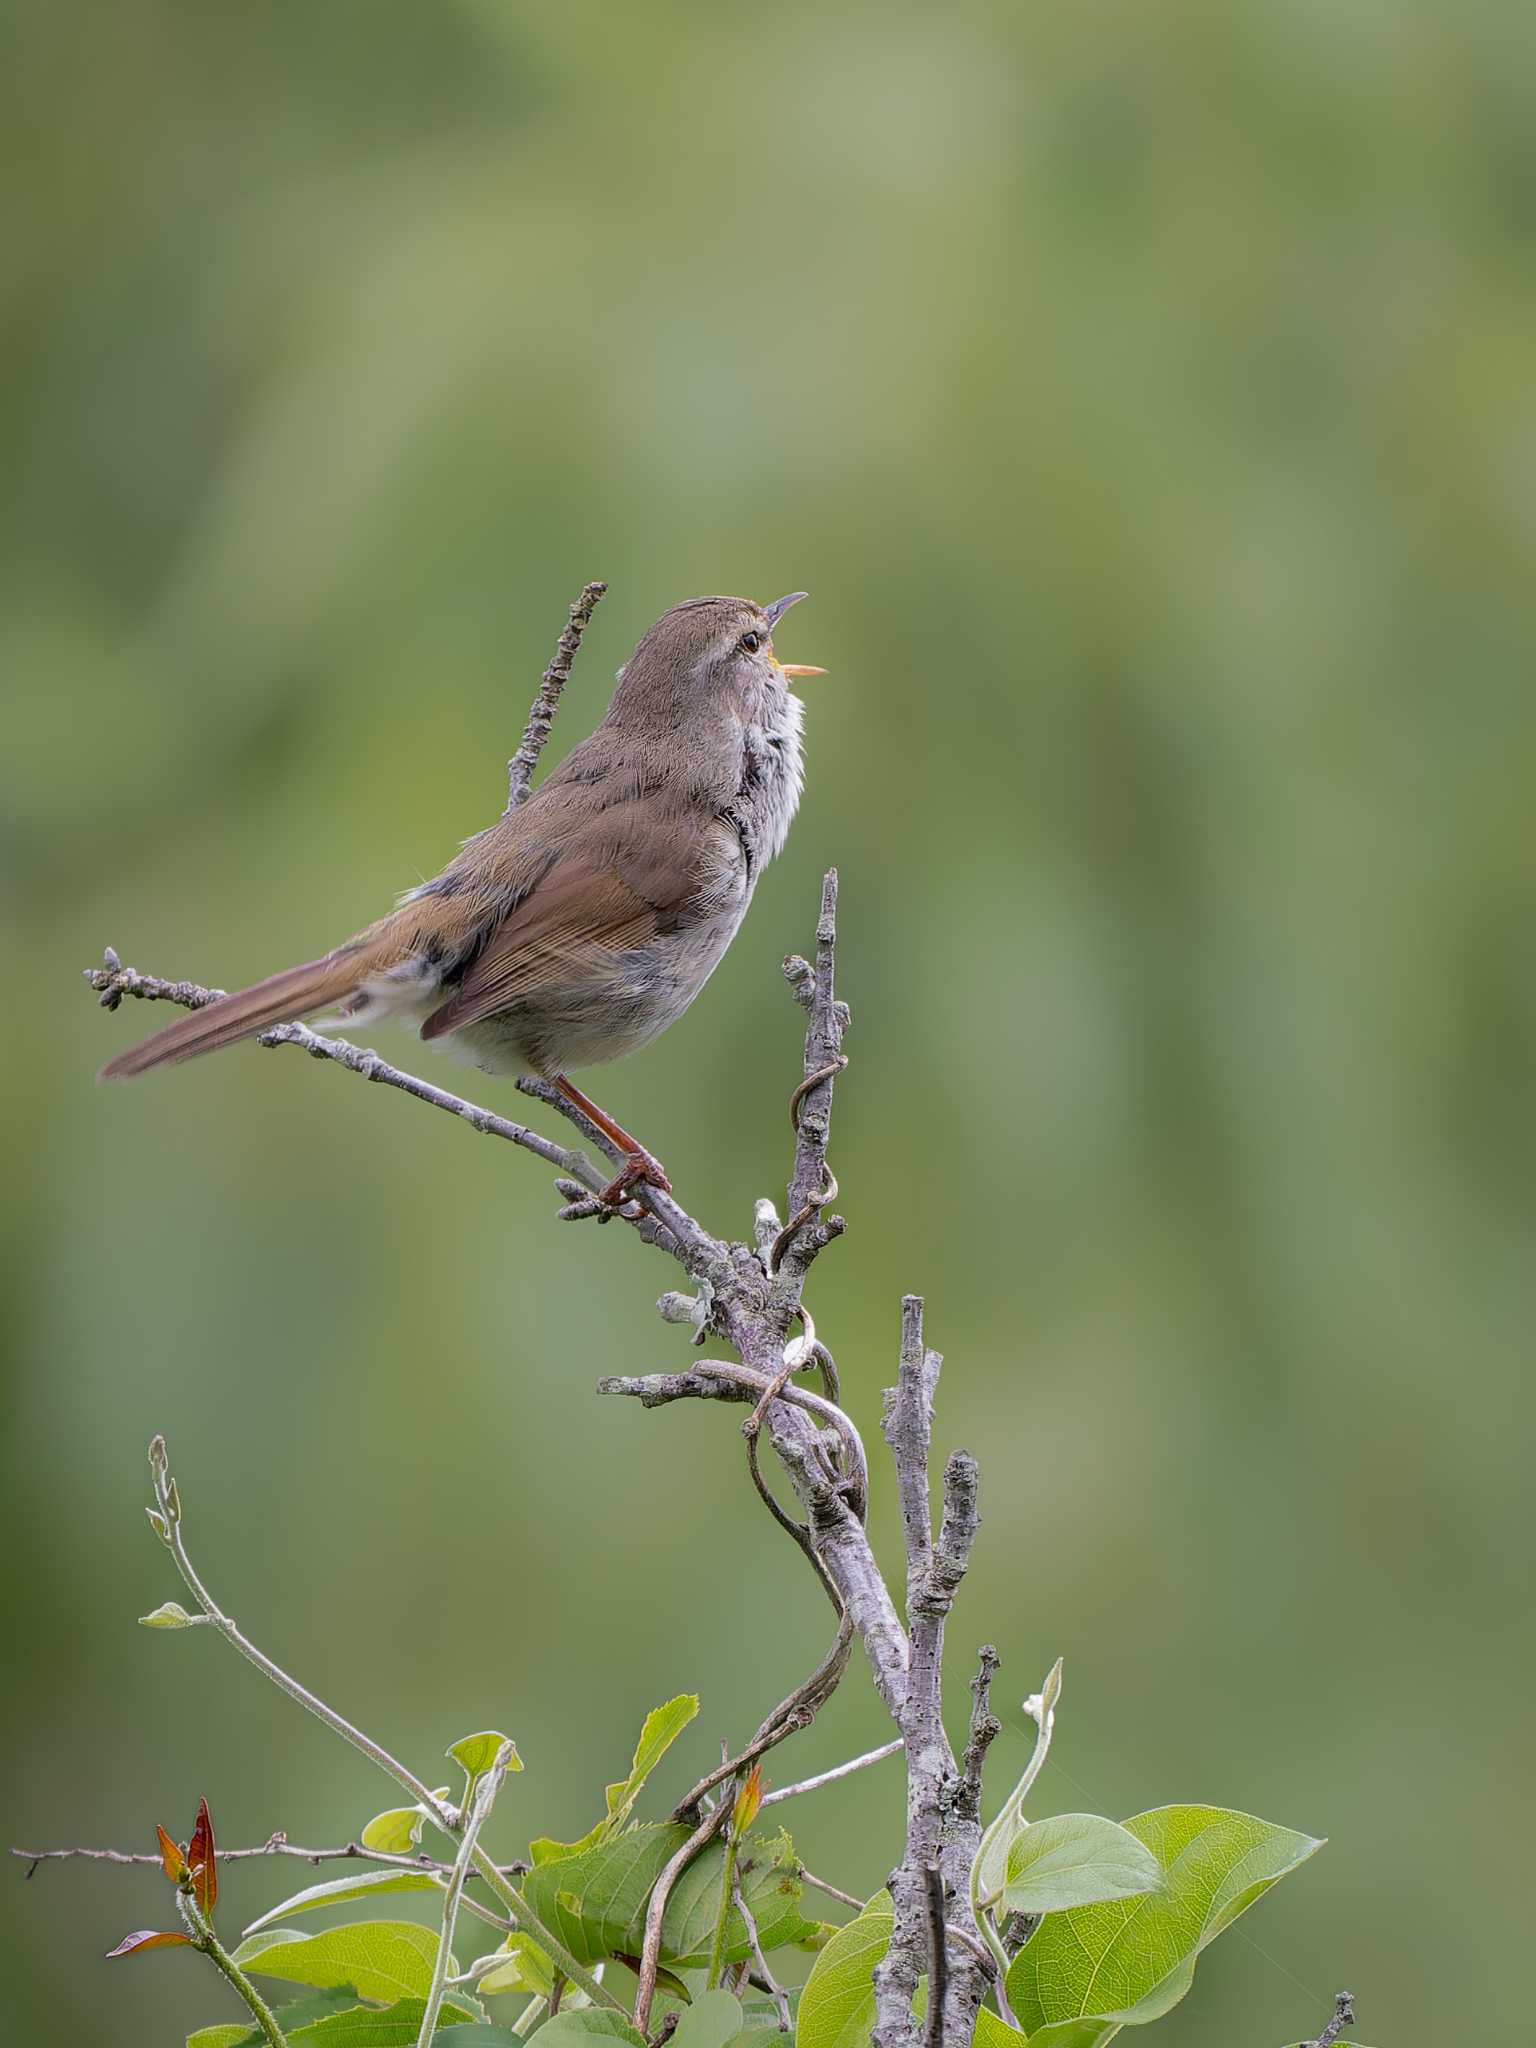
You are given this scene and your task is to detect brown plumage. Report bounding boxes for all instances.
[100,592,825,1201]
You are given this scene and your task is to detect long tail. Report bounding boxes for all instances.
[99,952,364,1080]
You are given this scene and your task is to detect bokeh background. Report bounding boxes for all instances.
[5,2,1534,2041]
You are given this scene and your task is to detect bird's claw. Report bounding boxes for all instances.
[599,1150,672,1208]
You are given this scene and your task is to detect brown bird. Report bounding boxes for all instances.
[101,592,826,1204]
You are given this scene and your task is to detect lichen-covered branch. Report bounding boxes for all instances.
[506,580,608,810]
[1308,1992,1358,2048]
[871,1299,991,2048]
[959,1646,1002,1819]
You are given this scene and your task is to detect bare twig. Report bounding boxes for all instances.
[598,1360,868,1515]
[634,1805,729,2037]
[883,1297,942,1598]
[796,1864,865,1912]
[958,1646,1002,1821]
[11,1837,526,1881]
[672,1616,853,1822]
[761,1738,903,1808]
[506,580,608,810]
[942,1923,996,1975]
[1308,1992,1357,2048]
[769,872,849,1279]
[733,1867,792,2033]
[87,958,609,1201]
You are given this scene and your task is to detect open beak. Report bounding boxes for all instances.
[761,594,825,678]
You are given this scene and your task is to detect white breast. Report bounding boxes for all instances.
[748,689,806,867]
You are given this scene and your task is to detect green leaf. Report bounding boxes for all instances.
[529,1695,698,1865]
[797,1891,891,2048]
[243,1866,446,1936]
[528,1821,608,1866]
[514,2016,648,2048]
[475,1932,557,1999]
[285,1997,482,2044]
[663,1828,817,1967]
[139,1600,207,1628]
[519,1823,814,1970]
[971,2012,1026,2048]
[432,2032,527,2047]
[1005,1805,1323,2042]
[360,1807,432,1855]
[447,1731,523,1785]
[999,1814,1163,1916]
[670,1990,746,2048]
[518,1826,677,1963]
[231,1920,447,2003]
[606,1695,700,1826]
[187,1987,366,2047]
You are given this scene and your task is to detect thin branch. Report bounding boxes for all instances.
[769,870,849,1279]
[921,1864,948,2048]
[958,1646,1002,1821]
[930,1452,980,1614]
[87,959,607,1200]
[942,1923,996,1974]
[506,580,607,810]
[796,1865,865,1912]
[1308,1992,1357,2048]
[597,1360,868,1516]
[634,1804,729,2037]
[882,1295,941,1600]
[760,1738,903,1808]
[86,951,717,1265]
[177,1882,289,2048]
[416,1741,517,2047]
[11,1837,525,1881]
[732,1868,791,2033]
[145,1437,450,1824]
[671,1615,852,1822]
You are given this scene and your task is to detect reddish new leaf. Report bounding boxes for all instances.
[188,1798,217,1915]
[156,1825,188,1884]
[106,1928,192,1959]
[732,1763,764,1838]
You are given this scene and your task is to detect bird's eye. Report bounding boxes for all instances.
[740,630,762,654]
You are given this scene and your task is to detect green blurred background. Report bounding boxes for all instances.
[5,1,1533,2041]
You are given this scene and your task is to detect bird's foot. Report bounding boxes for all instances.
[599,1148,672,1208]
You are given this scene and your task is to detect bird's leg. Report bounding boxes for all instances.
[553,1076,673,1205]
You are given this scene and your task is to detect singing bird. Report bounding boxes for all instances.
[101,592,826,1204]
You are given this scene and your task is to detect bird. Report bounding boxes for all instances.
[100,591,827,1205]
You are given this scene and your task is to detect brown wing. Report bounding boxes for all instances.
[419,822,735,1041]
